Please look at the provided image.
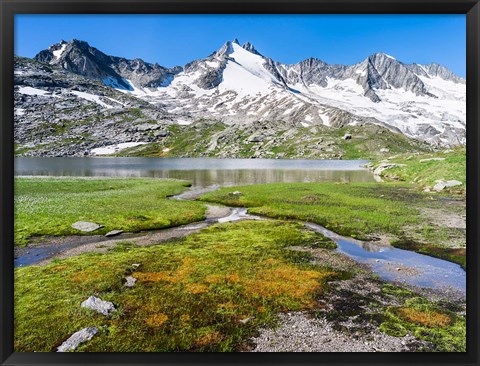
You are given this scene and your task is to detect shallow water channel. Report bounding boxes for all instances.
[14,157,466,295]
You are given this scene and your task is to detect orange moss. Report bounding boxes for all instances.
[226,274,240,283]
[170,257,197,283]
[194,331,223,348]
[145,313,169,327]
[244,266,332,302]
[397,307,452,328]
[204,274,224,284]
[70,270,102,282]
[185,283,208,294]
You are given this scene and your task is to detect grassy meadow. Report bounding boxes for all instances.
[14,178,206,246]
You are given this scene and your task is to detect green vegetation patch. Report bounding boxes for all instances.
[199,182,424,240]
[14,178,206,246]
[199,182,466,266]
[15,220,341,352]
[372,145,466,193]
[379,294,465,352]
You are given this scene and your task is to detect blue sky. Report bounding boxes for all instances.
[15,14,466,77]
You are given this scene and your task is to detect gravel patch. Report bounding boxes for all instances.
[251,311,422,352]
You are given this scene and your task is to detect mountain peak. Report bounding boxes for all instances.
[242,41,261,56]
[232,38,240,45]
[369,52,397,61]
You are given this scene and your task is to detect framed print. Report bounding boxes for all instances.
[1,0,479,365]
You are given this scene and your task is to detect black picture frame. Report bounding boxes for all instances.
[1,1,479,365]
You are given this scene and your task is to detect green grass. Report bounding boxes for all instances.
[199,182,423,240]
[198,182,466,266]
[372,145,466,193]
[15,220,341,352]
[379,287,465,352]
[14,178,206,246]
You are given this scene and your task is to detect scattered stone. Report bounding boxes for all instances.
[343,133,352,140]
[247,133,265,143]
[71,221,103,232]
[240,317,253,324]
[105,229,124,237]
[423,187,431,192]
[81,296,115,316]
[379,148,390,153]
[433,179,463,192]
[57,327,98,352]
[231,191,242,196]
[373,163,405,176]
[131,263,141,269]
[419,158,445,163]
[124,276,137,288]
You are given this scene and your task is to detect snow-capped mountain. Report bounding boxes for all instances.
[24,38,465,150]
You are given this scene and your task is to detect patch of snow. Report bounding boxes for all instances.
[177,119,192,125]
[91,142,148,155]
[52,43,67,60]
[18,86,51,97]
[205,61,220,68]
[70,91,113,109]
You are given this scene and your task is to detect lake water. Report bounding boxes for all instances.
[15,157,374,186]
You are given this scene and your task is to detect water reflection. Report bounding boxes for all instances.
[15,157,375,187]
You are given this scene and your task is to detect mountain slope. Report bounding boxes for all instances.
[14,38,466,157]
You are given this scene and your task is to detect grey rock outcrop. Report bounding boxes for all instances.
[35,39,182,89]
[433,179,463,192]
[81,296,115,316]
[71,221,103,232]
[57,327,98,352]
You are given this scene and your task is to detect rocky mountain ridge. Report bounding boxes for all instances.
[14,38,465,157]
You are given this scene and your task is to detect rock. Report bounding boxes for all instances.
[81,296,115,316]
[433,179,463,192]
[343,133,352,140]
[396,268,401,271]
[419,158,445,163]
[231,191,242,196]
[373,163,404,176]
[57,327,98,352]
[71,221,103,232]
[131,263,141,269]
[124,276,137,288]
[240,317,253,324]
[379,148,390,153]
[247,133,265,143]
[105,229,123,237]
[423,187,431,192]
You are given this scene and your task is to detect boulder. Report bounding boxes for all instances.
[124,276,137,288]
[433,179,463,192]
[373,163,405,176]
[57,327,98,352]
[71,221,103,232]
[81,296,115,316]
[105,229,123,237]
